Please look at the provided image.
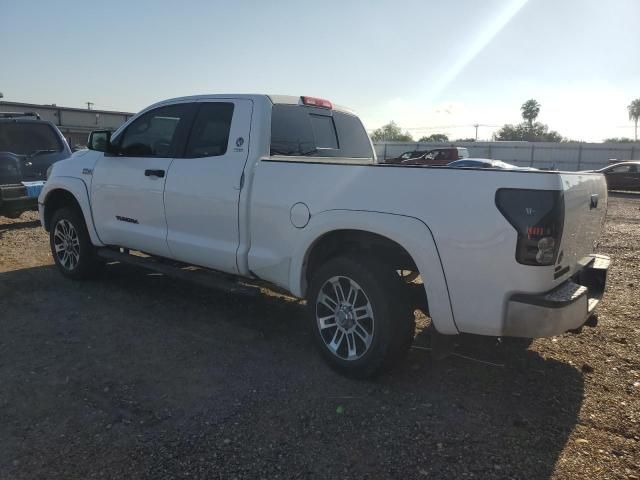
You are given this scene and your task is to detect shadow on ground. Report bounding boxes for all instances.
[0,263,584,479]
[0,219,41,237]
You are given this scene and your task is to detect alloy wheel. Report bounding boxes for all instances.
[315,275,375,361]
[53,219,80,271]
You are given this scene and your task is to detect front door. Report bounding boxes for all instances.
[90,103,194,256]
[163,99,253,273]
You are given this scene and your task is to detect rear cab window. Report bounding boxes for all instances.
[0,122,62,155]
[270,104,373,161]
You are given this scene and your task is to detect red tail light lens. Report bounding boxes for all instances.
[495,189,564,266]
[301,96,333,109]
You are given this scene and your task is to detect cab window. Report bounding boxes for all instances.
[119,104,190,157]
[270,105,372,159]
[184,103,234,158]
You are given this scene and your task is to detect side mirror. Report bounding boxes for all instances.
[88,130,112,153]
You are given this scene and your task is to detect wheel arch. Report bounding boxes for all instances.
[41,178,104,246]
[290,210,458,335]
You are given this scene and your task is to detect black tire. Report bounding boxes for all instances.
[49,206,103,280]
[307,256,415,379]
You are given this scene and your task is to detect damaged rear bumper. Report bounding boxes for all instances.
[503,254,610,338]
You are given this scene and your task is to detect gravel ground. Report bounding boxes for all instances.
[0,194,638,480]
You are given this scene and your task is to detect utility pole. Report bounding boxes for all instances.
[473,123,479,140]
[86,102,94,110]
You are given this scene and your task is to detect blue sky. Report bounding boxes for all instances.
[1,0,639,141]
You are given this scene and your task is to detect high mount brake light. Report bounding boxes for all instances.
[301,96,333,109]
[495,189,564,266]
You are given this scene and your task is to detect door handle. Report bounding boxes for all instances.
[144,169,165,178]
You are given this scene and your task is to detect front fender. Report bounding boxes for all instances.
[39,176,104,247]
[289,209,458,335]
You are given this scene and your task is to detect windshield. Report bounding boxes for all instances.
[0,122,62,155]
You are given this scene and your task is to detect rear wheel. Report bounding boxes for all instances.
[307,256,414,378]
[50,206,102,279]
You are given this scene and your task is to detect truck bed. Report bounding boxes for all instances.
[247,160,607,336]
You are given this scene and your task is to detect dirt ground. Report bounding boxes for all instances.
[0,194,638,480]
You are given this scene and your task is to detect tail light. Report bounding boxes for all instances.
[301,96,332,109]
[495,189,564,266]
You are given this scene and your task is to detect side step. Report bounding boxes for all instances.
[96,248,261,296]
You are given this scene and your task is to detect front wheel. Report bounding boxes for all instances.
[307,256,414,378]
[50,207,102,279]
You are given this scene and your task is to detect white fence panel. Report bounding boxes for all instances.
[373,141,639,171]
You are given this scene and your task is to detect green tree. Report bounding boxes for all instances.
[603,137,634,143]
[495,100,563,142]
[370,121,413,142]
[418,133,449,142]
[628,98,640,141]
[493,122,563,142]
[521,99,541,126]
[454,137,476,142]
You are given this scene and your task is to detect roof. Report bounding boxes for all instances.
[143,94,354,114]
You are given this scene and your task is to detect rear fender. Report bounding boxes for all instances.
[290,209,458,335]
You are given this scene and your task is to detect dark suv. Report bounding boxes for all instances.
[0,112,71,217]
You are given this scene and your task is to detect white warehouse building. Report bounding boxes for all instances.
[0,100,133,148]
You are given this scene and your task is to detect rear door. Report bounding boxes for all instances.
[163,99,253,273]
[91,103,194,256]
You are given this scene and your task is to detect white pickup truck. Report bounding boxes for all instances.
[39,94,610,377]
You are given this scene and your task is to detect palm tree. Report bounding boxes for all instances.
[628,98,640,141]
[521,99,541,126]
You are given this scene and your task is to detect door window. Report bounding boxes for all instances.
[184,103,234,158]
[119,104,190,157]
[608,165,633,174]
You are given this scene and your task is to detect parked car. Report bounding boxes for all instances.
[593,161,640,191]
[447,158,535,170]
[40,94,610,378]
[0,112,71,217]
[386,146,469,166]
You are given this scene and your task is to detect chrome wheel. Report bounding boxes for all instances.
[53,219,80,271]
[315,276,374,361]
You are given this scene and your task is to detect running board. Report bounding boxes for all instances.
[96,248,261,296]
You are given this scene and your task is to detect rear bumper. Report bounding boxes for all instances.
[0,184,38,216]
[502,254,610,338]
